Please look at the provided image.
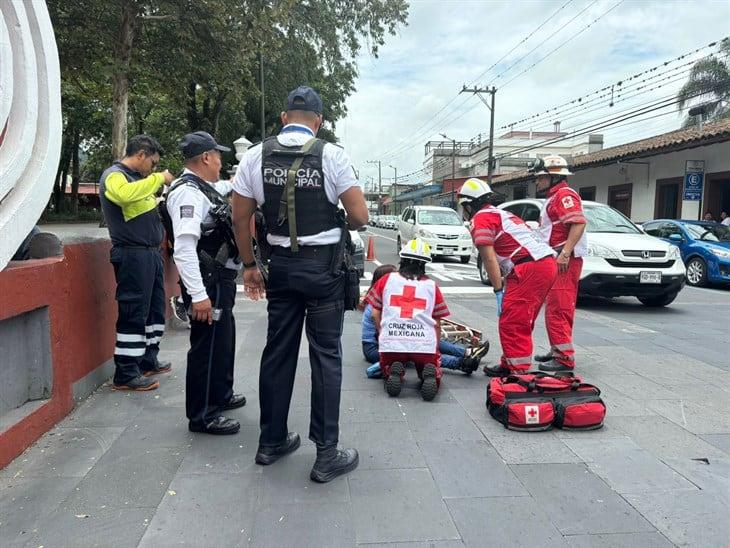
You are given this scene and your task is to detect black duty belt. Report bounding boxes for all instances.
[118,245,160,251]
[270,244,337,260]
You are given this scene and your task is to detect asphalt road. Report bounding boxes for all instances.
[362,225,486,291]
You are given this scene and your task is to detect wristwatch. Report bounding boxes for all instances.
[242,260,257,269]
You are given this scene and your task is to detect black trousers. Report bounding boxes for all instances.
[110,246,166,384]
[259,245,345,448]
[183,269,237,428]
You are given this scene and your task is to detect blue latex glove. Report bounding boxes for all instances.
[494,288,504,317]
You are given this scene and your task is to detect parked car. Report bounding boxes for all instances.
[369,215,380,227]
[397,206,473,263]
[642,220,730,286]
[381,215,397,229]
[491,199,686,306]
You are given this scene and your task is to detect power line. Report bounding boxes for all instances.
[500,39,723,129]
[488,0,600,86]
[370,0,583,163]
[499,0,625,89]
[494,85,722,159]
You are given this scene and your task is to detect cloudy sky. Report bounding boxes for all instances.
[336,0,730,188]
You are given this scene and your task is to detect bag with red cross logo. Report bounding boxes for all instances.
[486,372,605,431]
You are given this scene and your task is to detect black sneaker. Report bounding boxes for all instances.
[255,432,301,465]
[458,356,479,375]
[468,340,490,362]
[385,361,405,397]
[171,296,188,323]
[538,360,574,372]
[534,352,553,362]
[421,363,439,401]
[112,375,159,391]
[310,446,359,483]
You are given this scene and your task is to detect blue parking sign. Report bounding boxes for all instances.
[683,171,704,201]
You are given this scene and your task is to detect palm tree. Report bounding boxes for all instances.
[678,38,730,126]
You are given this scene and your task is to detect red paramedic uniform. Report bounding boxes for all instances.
[470,205,557,372]
[367,272,450,384]
[538,181,588,368]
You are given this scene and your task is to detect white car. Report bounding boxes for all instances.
[483,199,686,306]
[397,206,473,263]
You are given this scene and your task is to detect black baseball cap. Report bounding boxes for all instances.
[179,131,231,159]
[287,86,323,114]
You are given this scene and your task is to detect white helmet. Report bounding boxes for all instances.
[399,238,432,263]
[457,177,492,205]
[533,154,572,177]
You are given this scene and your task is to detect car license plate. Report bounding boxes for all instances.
[442,248,455,255]
[639,271,662,284]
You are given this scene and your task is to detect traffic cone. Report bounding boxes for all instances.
[366,236,375,261]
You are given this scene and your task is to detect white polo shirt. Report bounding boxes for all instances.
[232,124,359,246]
[167,168,239,303]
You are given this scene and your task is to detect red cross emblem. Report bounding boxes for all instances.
[527,408,537,418]
[389,285,428,319]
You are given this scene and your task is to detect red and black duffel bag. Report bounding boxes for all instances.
[486,372,605,432]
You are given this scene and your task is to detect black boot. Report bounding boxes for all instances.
[255,432,301,465]
[310,445,359,483]
[538,359,573,372]
[458,356,479,375]
[385,361,405,397]
[534,352,553,363]
[482,364,512,377]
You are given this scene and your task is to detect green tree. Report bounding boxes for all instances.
[678,38,730,126]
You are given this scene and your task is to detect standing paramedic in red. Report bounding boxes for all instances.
[531,155,588,372]
[457,178,557,377]
[367,238,450,401]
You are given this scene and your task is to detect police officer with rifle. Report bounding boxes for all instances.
[164,131,246,435]
[232,86,368,482]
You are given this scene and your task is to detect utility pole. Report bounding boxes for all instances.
[440,133,456,209]
[389,164,398,215]
[367,160,382,213]
[461,86,496,184]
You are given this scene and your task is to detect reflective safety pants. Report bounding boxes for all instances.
[499,257,558,372]
[110,246,166,384]
[545,257,583,368]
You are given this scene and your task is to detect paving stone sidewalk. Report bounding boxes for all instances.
[1,296,729,547]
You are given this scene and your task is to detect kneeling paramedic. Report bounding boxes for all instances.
[367,239,450,401]
[231,86,368,482]
[458,178,557,377]
[531,155,587,372]
[164,131,246,435]
[99,135,174,391]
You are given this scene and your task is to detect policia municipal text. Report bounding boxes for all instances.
[232,86,368,483]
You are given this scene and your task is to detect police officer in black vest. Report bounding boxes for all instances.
[165,132,246,435]
[99,135,174,391]
[232,86,368,482]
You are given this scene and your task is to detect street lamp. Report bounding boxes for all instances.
[388,164,398,215]
[440,133,457,209]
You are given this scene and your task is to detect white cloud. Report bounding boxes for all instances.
[337,0,730,184]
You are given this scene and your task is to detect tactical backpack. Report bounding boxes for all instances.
[486,372,605,431]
